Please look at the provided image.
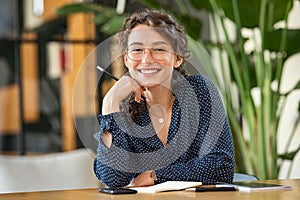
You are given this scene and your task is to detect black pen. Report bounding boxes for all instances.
[96,65,146,101]
[195,185,237,192]
[96,66,119,81]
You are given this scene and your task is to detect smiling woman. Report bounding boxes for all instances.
[124,25,182,89]
[93,9,235,188]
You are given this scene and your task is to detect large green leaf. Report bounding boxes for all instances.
[176,15,202,40]
[101,16,125,35]
[94,12,109,25]
[189,0,211,11]
[56,2,126,36]
[139,0,163,10]
[190,0,294,28]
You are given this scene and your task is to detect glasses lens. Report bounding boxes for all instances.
[127,46,171,61]
[127,47,143,61]
[151,47,170,60]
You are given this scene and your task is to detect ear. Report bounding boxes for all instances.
[174,55,183,68]
[123,51,130,69]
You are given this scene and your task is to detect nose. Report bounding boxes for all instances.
[141,48,154,64]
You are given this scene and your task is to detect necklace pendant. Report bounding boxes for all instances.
[158,118,164,124]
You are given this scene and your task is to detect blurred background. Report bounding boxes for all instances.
[0,0,299,187]
[0,0,109,154]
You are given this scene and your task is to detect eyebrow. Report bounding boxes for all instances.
[128,41,169,47]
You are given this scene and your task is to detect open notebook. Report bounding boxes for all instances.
[130,181,202,193]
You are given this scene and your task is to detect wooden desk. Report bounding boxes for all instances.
[0,179,299,200]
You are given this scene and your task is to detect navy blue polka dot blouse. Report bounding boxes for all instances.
[94,74,235,187]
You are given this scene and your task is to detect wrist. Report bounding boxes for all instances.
[102,97,120,115]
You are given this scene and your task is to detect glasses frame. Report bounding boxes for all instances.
[126,46,174,61]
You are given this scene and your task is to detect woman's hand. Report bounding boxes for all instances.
[130,171,154,187]
[102,76,145,115]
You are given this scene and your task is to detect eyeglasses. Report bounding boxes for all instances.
[126,46,172,61]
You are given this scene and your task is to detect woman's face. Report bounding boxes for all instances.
[124,24,183,88]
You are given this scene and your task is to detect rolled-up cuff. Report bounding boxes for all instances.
[98,114,115,133]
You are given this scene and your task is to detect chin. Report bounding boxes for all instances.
[141,83,159,88]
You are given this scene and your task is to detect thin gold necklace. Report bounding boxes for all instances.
[147,96,175,124]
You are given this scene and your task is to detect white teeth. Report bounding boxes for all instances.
[140,69,159,74]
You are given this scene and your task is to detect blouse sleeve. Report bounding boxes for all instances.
[93,113,136,187]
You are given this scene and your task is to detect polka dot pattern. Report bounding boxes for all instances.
[94,75,235,187]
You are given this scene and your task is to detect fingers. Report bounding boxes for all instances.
[134,87,145,103]
[120,76,146,103]
[102,76,145,114]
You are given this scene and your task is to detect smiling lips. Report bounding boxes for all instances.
[138,68,161,75]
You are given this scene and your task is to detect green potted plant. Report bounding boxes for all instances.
[186,0,300,180]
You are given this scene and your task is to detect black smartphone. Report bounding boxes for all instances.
[99,187,137,194]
